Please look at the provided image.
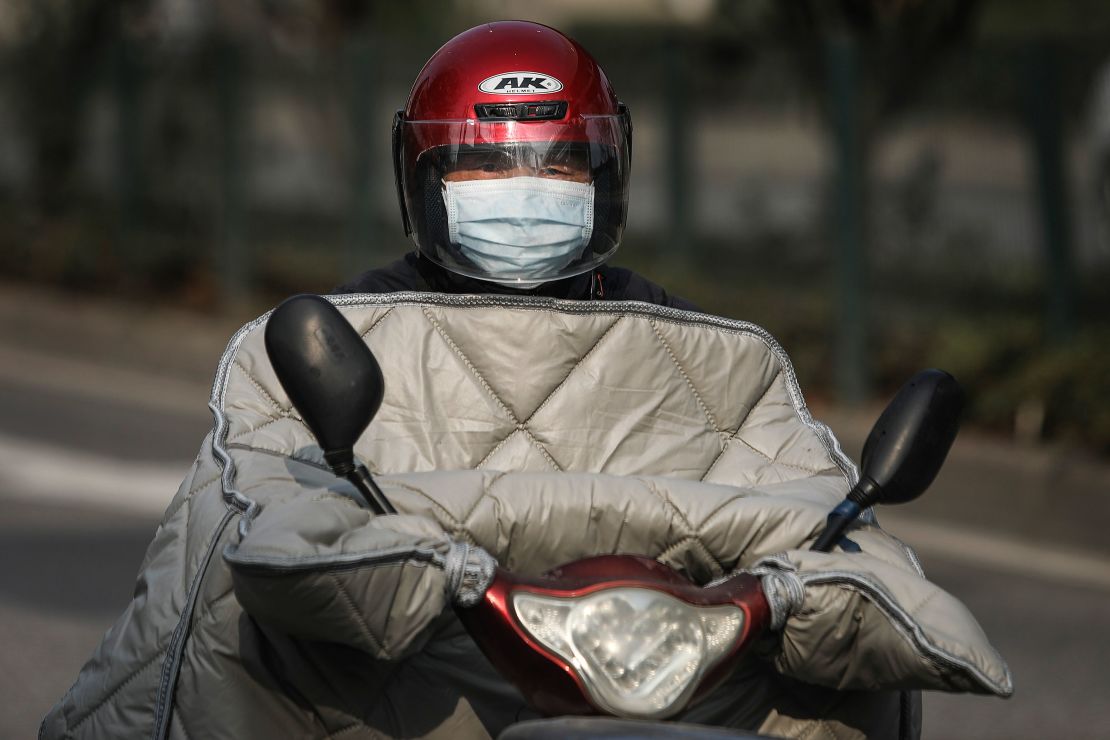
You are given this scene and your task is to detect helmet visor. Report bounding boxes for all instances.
[398,115,630,285]
[445,142,592,183]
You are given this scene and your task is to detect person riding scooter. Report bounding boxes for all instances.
[41,21,1011,740]
[334,20,695,312]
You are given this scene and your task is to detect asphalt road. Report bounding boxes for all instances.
[0,499,162,739]
[2,364,1109,739]
[910,547,1110,739]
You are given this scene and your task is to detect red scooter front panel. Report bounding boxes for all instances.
[456,555,770,719]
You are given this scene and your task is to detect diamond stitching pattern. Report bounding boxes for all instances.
[732,436,828,475]
[239,306,821,475]
[420,306,517,422]
[222,300,849,561]
[328,572,390,659]
[523,319,724,477]
[643,477,697,533]
[228,416,286,444]
[476,315,626,473]
[521,314,624,423]
[420,306,563,470]
[638,478,736,576]
[358,306,395,339]
[730,371,833,477]
[649,319,720,433]
[699,368,779,481]
[474,429,517,470]
[462,470,508,533]
[233,359,289,416]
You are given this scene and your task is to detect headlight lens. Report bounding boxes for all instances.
[512,587,744,718]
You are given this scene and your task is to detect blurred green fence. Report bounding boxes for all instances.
[1,1,1109,452]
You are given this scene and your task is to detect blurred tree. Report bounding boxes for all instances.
[753,0,979,125]
[706,1,979,164]
[977,0,1110,40]
[716,0,979,402]
[245,0,460,282]
[9,0,152,214]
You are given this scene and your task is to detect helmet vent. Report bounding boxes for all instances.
[475,101,568,121]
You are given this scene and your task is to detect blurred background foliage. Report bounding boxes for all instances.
[1,0,1109,453]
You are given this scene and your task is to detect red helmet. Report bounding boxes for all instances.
[393,21,632,285]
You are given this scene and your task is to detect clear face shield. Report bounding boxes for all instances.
[444,142,593,183]
[396,115,631,286]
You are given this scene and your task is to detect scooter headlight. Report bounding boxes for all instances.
[512,587,743,719]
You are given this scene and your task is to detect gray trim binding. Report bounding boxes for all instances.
[223,542,449,573]
[207,308,277,537]
[149,310,274,740]
[222,537,498,607]
[889,532,927,578]
[150,507,237,740]
[754,554,1014,698]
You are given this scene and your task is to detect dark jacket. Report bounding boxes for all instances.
[333,252,699,311]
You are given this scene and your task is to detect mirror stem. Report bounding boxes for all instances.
[347,465,398,516]
[810,502,857,552]
[324,450,398,516]
[810,477,880,552]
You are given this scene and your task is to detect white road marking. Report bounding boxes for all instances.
[0,345,211,420]
[879,511,1110,591]
[0,432,185,516]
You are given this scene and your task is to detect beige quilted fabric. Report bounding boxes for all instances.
[220,295,854,488]
[42,295,1010,740]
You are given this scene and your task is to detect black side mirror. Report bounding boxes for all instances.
[858,368,964,506]
[812,369,964,551]
[264,294,395,514]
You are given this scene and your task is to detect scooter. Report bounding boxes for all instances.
[263,294,963,739]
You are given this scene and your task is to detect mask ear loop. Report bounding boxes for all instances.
[392,110,413,237]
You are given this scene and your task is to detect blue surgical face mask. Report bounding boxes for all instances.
[443,176,595,283]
